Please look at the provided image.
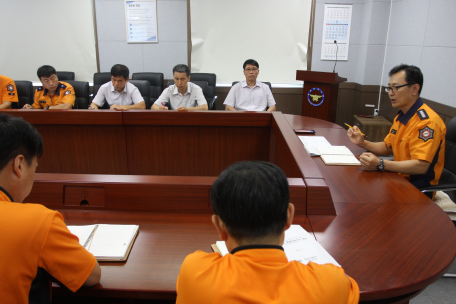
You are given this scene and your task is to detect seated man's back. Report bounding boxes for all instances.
[178,248,358,304]
[176,161,359,304]
[0,113,100,304]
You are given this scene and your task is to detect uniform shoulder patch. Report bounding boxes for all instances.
[37,86,44,91]
[6,84,14,92]
[59,83,67,89]
[418,126,434,142]
[391,129,397,134]
[417,109,429,120]
[64,90,71,95]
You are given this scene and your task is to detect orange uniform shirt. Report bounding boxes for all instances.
[384,98,446,188]
[33,81,75,109]
[0,188,97,304]
[177,246,359,304]
[0,75,19,105]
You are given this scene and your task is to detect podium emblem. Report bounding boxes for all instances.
[307,88,324,106]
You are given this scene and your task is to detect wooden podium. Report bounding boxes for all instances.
[296,71,347,122]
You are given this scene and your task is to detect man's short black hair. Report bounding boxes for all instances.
[243,59,259,70]
[111,64,129,80]
[389,64,423,95]
[0,114,43,171]
[211,161,290,242]
[173,64,190,77]
[37,65,56,80]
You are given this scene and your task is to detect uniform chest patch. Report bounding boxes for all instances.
[7,84,14,92]
[64,90,71,95]
[391,129,397,134]
[419,126,434,142]
[40,100,46,104]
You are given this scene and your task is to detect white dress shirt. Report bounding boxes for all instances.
[154,82,207,109]
[223,81,275,111]
[93,82,144,107]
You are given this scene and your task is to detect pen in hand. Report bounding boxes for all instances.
[345,123,366,137]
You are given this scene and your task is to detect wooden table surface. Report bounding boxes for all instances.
[8,111,453,303]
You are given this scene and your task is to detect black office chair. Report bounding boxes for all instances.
[56,71,75,81]
[132,72,164,109]
[190,73,217,110]
[166,80,209,110]
[231,81,273,111]
[92,72,112,109]
[12,80,34,109]
[421,117,456,203]
[65,80,89,109]
[128,80,150,108]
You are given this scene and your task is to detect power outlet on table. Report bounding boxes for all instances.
[374,109,379,116]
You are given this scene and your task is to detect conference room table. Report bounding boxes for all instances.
[3,109,456,304]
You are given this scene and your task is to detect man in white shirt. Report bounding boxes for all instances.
[151,64,208,111]
[89,64,146,110]
[224,59,276,112]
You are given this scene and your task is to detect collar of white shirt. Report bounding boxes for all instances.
[110,82,128,93]
[241,80,260,88]
[172,84,192,96]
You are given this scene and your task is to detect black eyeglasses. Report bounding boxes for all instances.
[384,83,416,93]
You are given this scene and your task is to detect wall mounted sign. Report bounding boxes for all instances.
[125,0,158,43]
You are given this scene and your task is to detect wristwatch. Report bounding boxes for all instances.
[377,158,385,171]
[45,105,50,110]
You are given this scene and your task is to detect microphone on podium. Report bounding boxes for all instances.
[333,40,338,73]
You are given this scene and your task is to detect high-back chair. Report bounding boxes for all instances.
[65,80,89,109]
[13,80,34,109]
[189,73,217,110]
[132,72,164,109]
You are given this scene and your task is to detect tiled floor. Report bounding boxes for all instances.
[410,257,456,304]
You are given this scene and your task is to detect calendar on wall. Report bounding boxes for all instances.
[320,4,352,61]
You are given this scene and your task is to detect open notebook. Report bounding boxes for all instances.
[212,225,340,267]
[316,146,361,166]
[68,224,139,261]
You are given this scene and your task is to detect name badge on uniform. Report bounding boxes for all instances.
[391,129,397,134]
[40,100,46,104]
[419,126,434,142]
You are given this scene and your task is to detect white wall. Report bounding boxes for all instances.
[381,0,456,108]
[0,0,97,82]
[311,0,456,108]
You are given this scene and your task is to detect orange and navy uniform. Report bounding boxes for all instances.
[32,81,75,109]
[384,98,446,189]
[0,75,19,106]
[0,187,97,304]
[176,245,360,304]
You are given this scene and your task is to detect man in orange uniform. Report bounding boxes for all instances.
[23,65,75,109]
[0,113,101,303]
[176,161,359,304]
[348,64,445,199]
[0,75,19,109]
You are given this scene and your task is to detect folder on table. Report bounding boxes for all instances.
[68,224,139,261]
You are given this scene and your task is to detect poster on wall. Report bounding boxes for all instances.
[125,0,158,43]
[320,4,352,60]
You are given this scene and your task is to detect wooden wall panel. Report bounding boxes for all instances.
[34,125,128,174]
[125,125,270,176]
